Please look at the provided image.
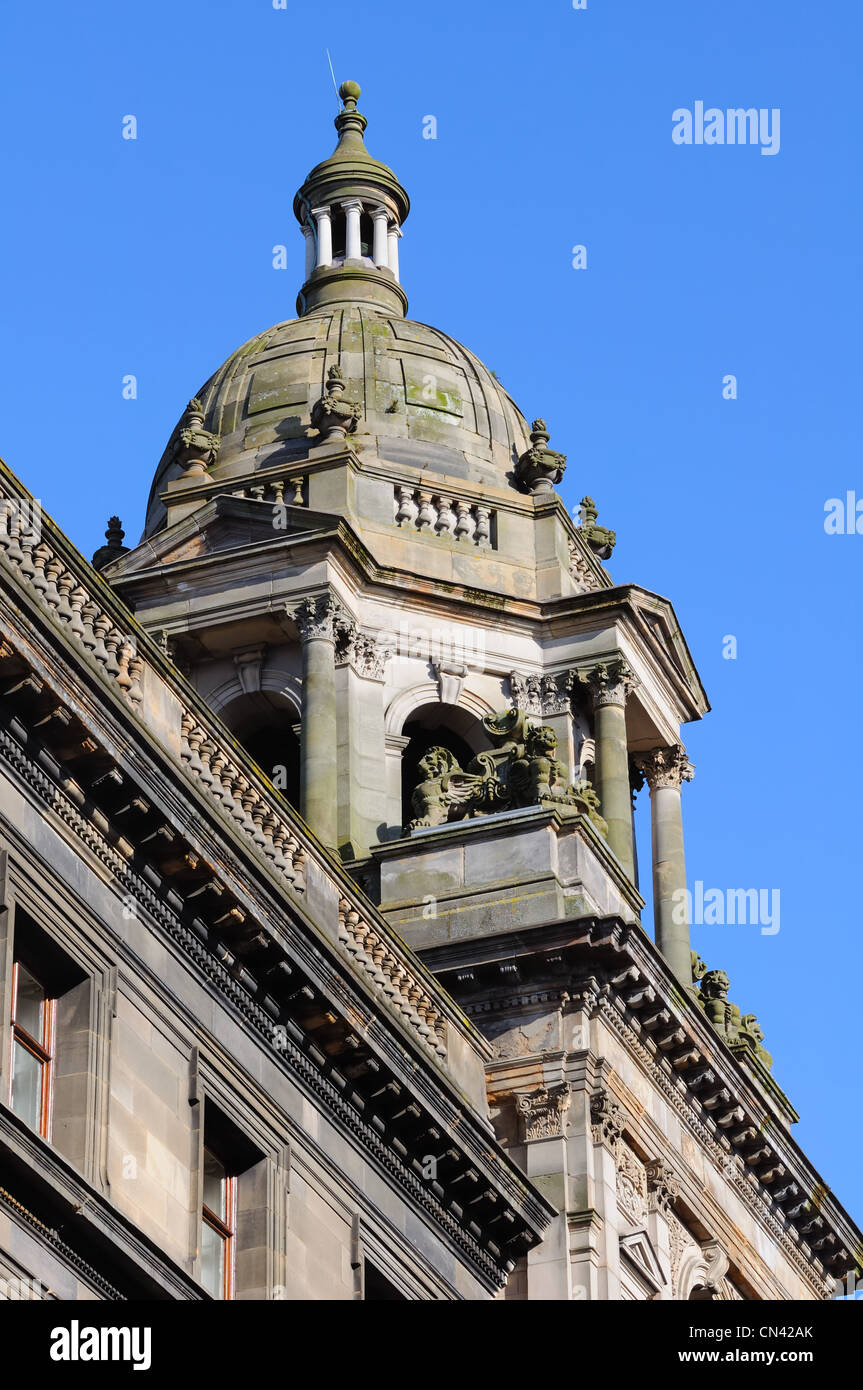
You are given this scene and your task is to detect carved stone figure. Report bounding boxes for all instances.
[408,747,500,830]
[739,1015,774,1071]
[695,964,773,1071]
[407,708,607,833]
[696,969,742,1037]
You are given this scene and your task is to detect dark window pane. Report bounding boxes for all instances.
[11,1040,43,1130]
[202,1148,226,1222]
[14,963,45,1042]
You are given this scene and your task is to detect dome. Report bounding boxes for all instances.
[143,305,533,536]
[142,83,538,538]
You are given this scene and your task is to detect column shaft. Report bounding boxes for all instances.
[313,207,332,267]
[302,224,315,280]
[387,225,401,281]
[344,200,362,260]
[300,635,338,848]
[651,783,690,985]
[594,700,635,879]
[372,208,389,267]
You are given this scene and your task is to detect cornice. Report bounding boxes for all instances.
[427,916,861,1288]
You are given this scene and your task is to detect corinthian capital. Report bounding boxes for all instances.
[646,1158,680,1214]
[294,592,351,643]
[633,743,694,791]
[515,1083,572,1141]
[586,657,638,708]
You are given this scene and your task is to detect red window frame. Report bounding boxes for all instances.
[8,959,55,1139]
[201,1153,236,1300]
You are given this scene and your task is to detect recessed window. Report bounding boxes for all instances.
[9,959,54,1138]
[201,1146,237,1300]
[364,1260,406,1300]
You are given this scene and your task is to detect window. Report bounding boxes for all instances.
[198,1104,267,1300]
[9,959,54,1138]
[201,1146,237,1300]
[364,1260,407,1301]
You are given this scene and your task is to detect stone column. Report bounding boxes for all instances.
[586,660,637,881]
[302,223,315,280]
[634,744,694,986]
[335,629,394,859]
[387,224,402,281]
[372,207,389,268]
[295,593,344,849]
[343,200,363,260]
[384,734,411,839]
[312,206,332,268]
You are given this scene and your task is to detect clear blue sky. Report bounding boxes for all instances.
[1,1,860,1223]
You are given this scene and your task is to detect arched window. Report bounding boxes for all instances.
[399,702,489,831]
[219,692,301,810]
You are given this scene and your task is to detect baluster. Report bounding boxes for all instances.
[394,486,418,528]
[416,491,436,532]
[31,543,50,603]
[104,628,123,679]
[127,655,144,708]
[91,614,111,667]
[43,556,63,612]
[56,570,76,627]
[68,585,88,640]
[435,496,457,536]
[454,501,474,542]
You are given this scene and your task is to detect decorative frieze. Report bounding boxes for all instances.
[509,670,574,717]
[515,1083,572,1141]
[393,486,493,547]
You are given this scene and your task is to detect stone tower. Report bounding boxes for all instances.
[103,84,861,1300]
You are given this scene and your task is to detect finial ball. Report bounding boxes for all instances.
[339,80,361,103]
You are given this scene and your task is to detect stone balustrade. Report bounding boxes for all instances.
[179,710,307,893]
[0,489,145,712]
[393,485,493,547]
[337,897,447,1058]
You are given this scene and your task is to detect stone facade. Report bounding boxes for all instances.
[0,81,859,1302]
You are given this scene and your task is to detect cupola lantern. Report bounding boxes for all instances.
[293,81,410,317]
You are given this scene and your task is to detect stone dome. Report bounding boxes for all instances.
[143,305,533,537]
